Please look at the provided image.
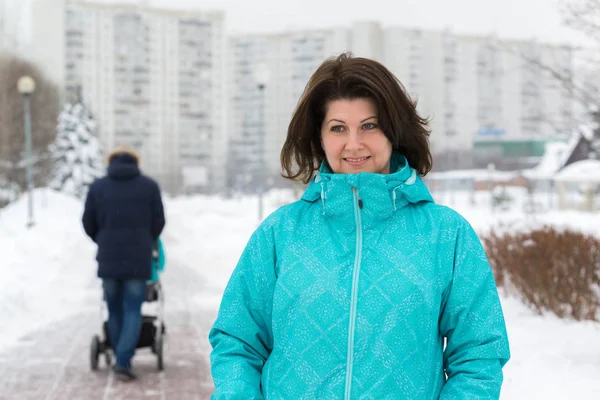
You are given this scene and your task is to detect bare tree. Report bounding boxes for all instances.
[0,52,60,192]
[510,0,600,111]
[561,0,600,44]
[558,0,600,160]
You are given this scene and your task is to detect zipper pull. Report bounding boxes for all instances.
[352,186,363,209]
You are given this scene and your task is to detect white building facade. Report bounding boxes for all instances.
[11,0,226,193]
[227,28,349,189]
[8,2,578,189]
[73,2,227,193]
[380,25,576,168]
[228,22,576,177]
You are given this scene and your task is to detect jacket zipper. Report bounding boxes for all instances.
[345,186,363,400]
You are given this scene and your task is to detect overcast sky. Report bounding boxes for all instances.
[133,0,588,44]
[2,0,589,46]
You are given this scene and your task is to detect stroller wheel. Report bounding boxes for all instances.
[104,349,112,367]
[90,335,100,371]
[156,334,164,371]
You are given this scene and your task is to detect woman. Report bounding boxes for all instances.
[209,53,510,399]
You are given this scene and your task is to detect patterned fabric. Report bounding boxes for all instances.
[209,153,510,399]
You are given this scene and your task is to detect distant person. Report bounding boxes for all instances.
[82,147,165,381]
[209,53,510,398]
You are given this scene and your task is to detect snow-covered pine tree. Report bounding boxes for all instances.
[49,97,105,199]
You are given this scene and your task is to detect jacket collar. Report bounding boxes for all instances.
[301,153,434,229]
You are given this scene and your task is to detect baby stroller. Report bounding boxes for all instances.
[90,249,166,371]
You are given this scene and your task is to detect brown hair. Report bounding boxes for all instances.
[281,52,432,184]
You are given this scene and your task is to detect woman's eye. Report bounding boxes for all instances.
[331,125,345,132]
[363,123,377,130]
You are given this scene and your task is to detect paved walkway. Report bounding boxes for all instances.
[0,263,221,400]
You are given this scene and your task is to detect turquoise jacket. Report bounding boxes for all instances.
[150,238,165,283]
[209,154,510,399]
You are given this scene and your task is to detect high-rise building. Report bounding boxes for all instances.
[8,2,578,186]
[227,28,349,188]
[32,0,228,193]
[228,21,576,177]
[382,25,575,168]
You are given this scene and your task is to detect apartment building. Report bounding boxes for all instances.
[45,0,226,193]
[228,21,576,177]
[380,24,575,168]
[8,2,578,188]
[227,28,349,188]
[470,39,574,168]
[0,0,24,52]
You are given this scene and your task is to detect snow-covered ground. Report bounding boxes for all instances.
[0,190,98,350]
[0,187,599,398]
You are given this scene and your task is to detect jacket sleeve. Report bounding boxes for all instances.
[151,182,165,239]
[82,184,98,242]
[438,218,510,399]
[208,225,277,400]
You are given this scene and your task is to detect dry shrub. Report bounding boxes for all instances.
[483,226,600,321]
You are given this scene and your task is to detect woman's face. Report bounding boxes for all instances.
[320,98,393,175]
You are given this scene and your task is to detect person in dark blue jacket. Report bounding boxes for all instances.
[82,147,165,381]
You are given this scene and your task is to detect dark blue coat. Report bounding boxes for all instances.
[82,154,166,280]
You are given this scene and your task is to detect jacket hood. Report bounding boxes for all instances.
[106,147,140,165]
[107,153,141,181]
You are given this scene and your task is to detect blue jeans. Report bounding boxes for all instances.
[102,279,147,370]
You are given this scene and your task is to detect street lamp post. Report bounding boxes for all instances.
[254,63,269,222]
[487,162,496,213]
[17,76,36,228]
